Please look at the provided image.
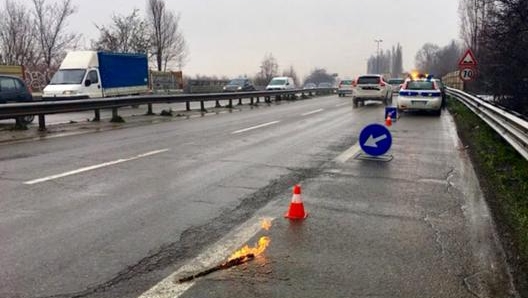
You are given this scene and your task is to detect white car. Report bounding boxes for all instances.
[397,78,442,116]
[266,77,295,90]
[337,79,354,97]
[352,74,392,108]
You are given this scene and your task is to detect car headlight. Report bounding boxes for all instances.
[223,86,226,90]
[237,86,242,90]
[62,90,77,95]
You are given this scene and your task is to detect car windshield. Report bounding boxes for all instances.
[228,79,245,86]
[388,79,404,85]
[357,76,380,84]
[406,80,435,90]
[340,80,352,85]
[269,79,286,85]
[49,69,86,85]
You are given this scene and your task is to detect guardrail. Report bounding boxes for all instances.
[0,88,335,131]
[446,87,528,160]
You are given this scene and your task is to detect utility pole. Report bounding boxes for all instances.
[374,39,383,74]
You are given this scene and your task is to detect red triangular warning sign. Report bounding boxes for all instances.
[458,49,478,67]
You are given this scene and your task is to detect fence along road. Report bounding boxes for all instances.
[446,87,528,160]
[0,88,335,131]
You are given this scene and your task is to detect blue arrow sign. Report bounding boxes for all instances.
[359,123,392,156]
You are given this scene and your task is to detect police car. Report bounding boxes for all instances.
[397,75,442,116]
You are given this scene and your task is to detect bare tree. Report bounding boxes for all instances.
[282,65,300,87]
[147,0,188,71]
[415,43,440,72]
[32,0,79,68]
[254,53,278,85]
[304,68,335,85]
[0,0,36,65]
[459,0,490,55]
[92,9,150,54]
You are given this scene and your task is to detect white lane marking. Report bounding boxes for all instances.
[138,216,276,298]
[231,121,280,134]
[335,103,348,107]
[301,109,324,116]
[334,142,361,163]
[24,149,170,185]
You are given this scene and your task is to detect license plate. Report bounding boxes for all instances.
[411,101,427,106]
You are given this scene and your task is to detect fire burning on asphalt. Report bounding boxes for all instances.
[177,219,272,283]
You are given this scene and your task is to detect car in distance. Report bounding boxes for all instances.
[317,82,333,88]
[303,82,316,89]
[397,77,442,116]
[0,75,36,124]
[266,77,295,90]
[223,78,256,92]
[352,74,392,108]
[387,78,405,93]
[337,79,354,97]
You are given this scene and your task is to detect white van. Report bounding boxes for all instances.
[266,77,295,90]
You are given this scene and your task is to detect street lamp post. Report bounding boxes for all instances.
[374,39,383,74]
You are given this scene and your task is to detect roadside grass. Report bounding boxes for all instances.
[448,97,528,295]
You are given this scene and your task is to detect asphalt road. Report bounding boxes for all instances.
[0,95,516,297]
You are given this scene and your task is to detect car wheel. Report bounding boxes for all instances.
[434,109,442,116]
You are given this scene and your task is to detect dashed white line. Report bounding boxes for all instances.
[24,149,170,185]
[138,216,275,298]
[301,109,324,116]
[231,121,280,134]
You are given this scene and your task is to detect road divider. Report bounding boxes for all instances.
[24,149,170,185]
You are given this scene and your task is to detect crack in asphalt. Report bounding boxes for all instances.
[423,214,447,256]
[36,166,323,298]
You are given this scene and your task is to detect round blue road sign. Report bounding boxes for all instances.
[359,123,392,156]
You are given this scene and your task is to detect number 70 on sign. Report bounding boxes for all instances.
[459,67,477,81]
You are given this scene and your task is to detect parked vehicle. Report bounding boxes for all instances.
[42,51,149,100]
[266,77,295,90]
[387,78,405,93]
[223,78,256,92]
[352,74,392,108]
[337,79,354,97]
[397,77,442,116]
[0,75,36,124]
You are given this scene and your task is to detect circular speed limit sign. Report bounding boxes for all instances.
[459,67,477,81]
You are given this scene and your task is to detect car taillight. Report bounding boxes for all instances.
[432,81,438,90]
[352,80,357,87]
[339,83,342,88]
[380,81,386,87]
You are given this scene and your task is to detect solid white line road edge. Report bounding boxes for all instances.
[231,121,280,134]
[334,142,362,163]
[138,216,276,298]
[24,149,170,185]
[301,109,324,116]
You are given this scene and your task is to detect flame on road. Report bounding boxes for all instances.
[227,219,272,261]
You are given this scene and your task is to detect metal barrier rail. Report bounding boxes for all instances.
[446,87,528,160]
[0,88,335,130]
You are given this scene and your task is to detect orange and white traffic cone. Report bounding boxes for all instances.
[284,184,308,219]
[385,115,392,127]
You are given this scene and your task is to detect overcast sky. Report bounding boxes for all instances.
[20,0,461,79]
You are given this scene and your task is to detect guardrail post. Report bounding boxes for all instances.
[228,99,233,108]
[186,101,191,111]
[38,114,46,131]
[111,108,124,123]
[147,103,154,115]
[250,97,254,105]
[93,109,100,121]
[200,101,206,112]
[238,98,242,106]
[256,97,260,104]
[215,100,222,108]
